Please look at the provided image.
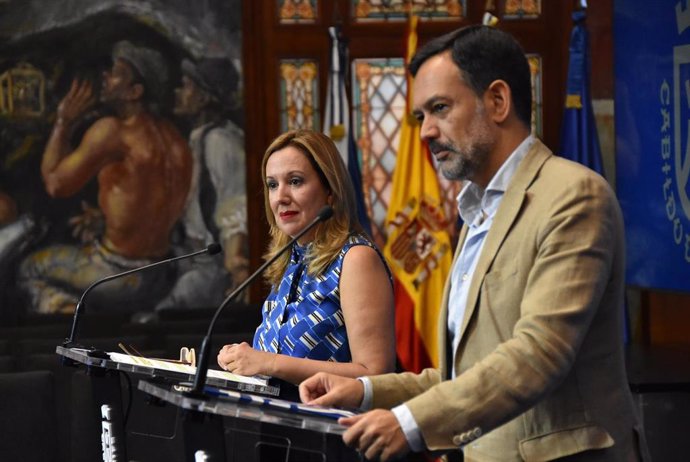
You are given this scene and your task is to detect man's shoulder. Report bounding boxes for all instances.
[526,154,617,214]
[200,121,245,150]
[542,154,608,187]
[128,113,187,143]
[523,140,607,188]
[208,120,243,137]
[88,115,121,132]
[79,116,124,146]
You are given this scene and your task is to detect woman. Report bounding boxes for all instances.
[217,129,395,385]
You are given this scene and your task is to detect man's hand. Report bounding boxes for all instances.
[339,410,411,461]
[69,201,104,243]
[224,252,250,301]
[56,79,95,126]
[223,232,249,301]
[299,372,364,408]
[226,253,250,280]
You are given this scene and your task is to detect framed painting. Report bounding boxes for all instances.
[0,0,247,319]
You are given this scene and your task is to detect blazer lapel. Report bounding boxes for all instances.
[439,225,468,379]
[456,140,552,344]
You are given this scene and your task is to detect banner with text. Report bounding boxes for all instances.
[615,0,690,291]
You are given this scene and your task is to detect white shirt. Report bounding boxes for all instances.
[182,120,247,244]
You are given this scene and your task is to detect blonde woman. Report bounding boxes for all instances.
[217,129,395,386]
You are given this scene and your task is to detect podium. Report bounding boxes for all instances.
[56,346,278,395]
[136,381,362,461]
[626,344,690,461]
[56,346,361,461]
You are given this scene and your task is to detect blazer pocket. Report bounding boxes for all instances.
[482,261,519,306]
[479,263,521,336]
[518,424,614,461]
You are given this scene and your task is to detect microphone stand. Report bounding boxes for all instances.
[189,206,333,397]
[63,243,222,349]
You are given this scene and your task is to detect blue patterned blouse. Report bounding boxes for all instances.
[253,233,388,362]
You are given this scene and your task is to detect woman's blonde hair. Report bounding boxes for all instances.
[261,129,363,286]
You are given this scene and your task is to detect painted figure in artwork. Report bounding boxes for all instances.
[18,41,192,314]
[155,57,249,310]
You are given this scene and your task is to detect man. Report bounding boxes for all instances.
[299,26,649,461]
[18,41,192,314]
[154,57,248,311]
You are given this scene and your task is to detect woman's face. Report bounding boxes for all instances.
[265,146,331,244]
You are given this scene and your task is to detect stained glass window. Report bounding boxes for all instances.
[279,59,319,131]
[351,58,459,245]
[352,58,405,245]
[352,0,464,22]
[504,0,541,19]
[277,0,318,24]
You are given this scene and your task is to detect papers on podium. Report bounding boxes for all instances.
[203,385,358,420]
[56,346,280,396]
[108,351,266,386]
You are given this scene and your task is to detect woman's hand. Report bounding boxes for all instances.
[217,342,275,377]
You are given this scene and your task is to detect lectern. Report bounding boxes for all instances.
[136,380,363,461]
[57,345,360,461]
[56,345,279,461]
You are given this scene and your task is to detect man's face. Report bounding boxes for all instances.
[101,58,137,104]
[174,75,208,116]
[412,52,494,184]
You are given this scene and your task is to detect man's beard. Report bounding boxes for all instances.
[428,110,493,182]
[429,138,491,181]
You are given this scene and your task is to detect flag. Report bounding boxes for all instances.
[559,10,604,175]
[383,16,453,373]
[323,26,372,235]
[560,10,629,343]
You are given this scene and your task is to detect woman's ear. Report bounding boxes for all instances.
[484,79,512,124]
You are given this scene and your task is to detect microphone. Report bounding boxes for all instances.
[63,243,223,348]
[190,205,334,395]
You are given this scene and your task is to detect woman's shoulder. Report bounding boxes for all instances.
[340,233,390,271]
[341,232,376,250]
[338,234,393,288]
[336,233,378,260]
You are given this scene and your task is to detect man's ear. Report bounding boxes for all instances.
[128,82,145,101]
[200,90,214,108]
[484,79,512,124]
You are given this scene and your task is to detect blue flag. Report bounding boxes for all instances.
[323,26,372,235]
[559,10,604,176]
[560,10,629,344]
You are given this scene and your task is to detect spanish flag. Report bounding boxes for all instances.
[383,16,452,373]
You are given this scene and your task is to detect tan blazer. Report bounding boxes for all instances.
[370,140,649,461]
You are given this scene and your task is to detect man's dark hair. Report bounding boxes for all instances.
[118,61,159,114]
[112,41,168,114]
[409,25,532,128]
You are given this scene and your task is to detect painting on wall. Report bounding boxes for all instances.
[0,0,247,321]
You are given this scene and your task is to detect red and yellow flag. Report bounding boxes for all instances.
[383,16,452,373]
